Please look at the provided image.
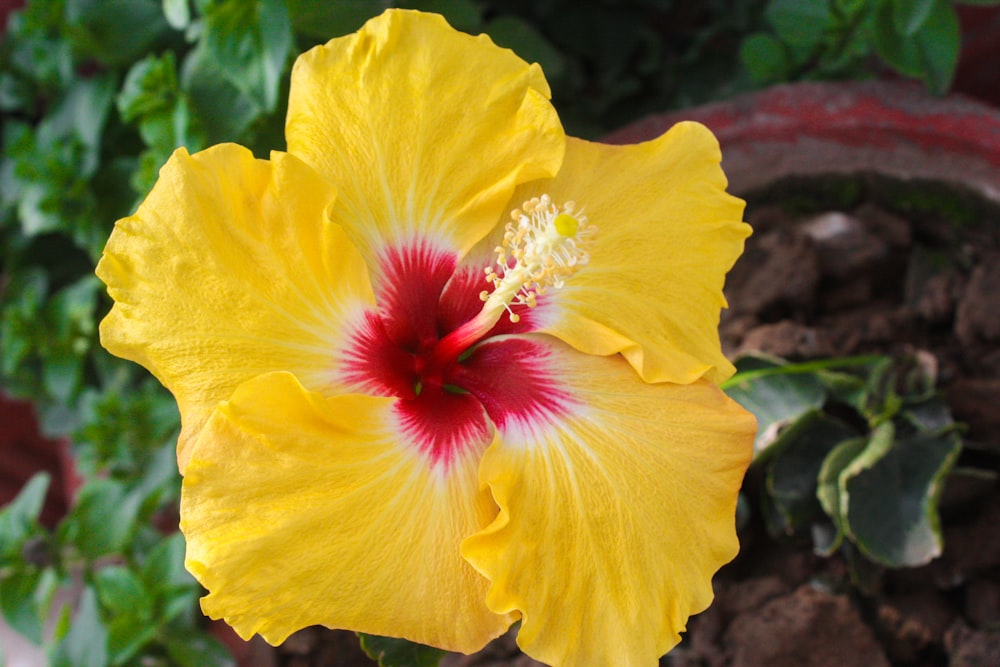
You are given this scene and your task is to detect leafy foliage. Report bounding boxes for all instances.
[726,354,962,572]
[741,0,1000,93]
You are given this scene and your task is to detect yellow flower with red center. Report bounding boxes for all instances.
[96,9,755,666]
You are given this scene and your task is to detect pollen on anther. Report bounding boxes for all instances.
[479,194,595,321]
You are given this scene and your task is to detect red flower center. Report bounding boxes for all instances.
[340,242,570,467]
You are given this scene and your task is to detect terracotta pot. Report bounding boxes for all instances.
[0,392,73,526]
[606,80,1000,205]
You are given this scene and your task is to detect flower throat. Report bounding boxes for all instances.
[432,195,595,363]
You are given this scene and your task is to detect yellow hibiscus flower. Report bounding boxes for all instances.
[96,9,755,667]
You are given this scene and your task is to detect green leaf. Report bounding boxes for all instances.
[0,269,48,377]
[200,0,293,113]
[724,355,828,458]
[840,422,961,567]
[164,632,234,667]
[358,634,448,667]
[874,0,960,92]
[106,615,158,666]
[140,532,193,593]
[0,568,44,643]
[64,0,170,66]
[901,395,954,433]
[141,533,200,626]
[0,473,51,553]
[913,1,960,92]
[402,0,482,31]
[61,479,143,559]
[50,587,109,667]
[117,51,205,191]
[42,74,118,161]
[815,436,868,555]
[765,0,833,48]
[72,374,180,481]
[94,566,156,664]
[94,566,151,618]
[285,0,374,39]
[892,0,936,35]
[816,367,869,413]
[482,16,566,81]
[765,412,859,534]
[163,0,191,29]
[118,53,181,123]
[741,32,790,83]
[1,567,60,646]
[41,350,82,403]
[39,275,101,402]
[181,43,265,142]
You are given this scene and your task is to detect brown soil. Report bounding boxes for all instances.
[271,176,1000,666]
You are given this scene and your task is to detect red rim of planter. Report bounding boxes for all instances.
[606,80,1000,206]
[0,392,76,526]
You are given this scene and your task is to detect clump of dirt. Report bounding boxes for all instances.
[275,175,1000,666]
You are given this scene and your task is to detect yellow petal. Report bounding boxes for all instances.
[461,337,755,666]
[181,371,515,651]
[286,9,564,275]
[508,123,749,384]
[96,145,373,472]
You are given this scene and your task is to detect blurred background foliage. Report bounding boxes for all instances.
[1,0,997,665]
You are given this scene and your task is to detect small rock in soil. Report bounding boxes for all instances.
[939,469,998,513]
[876,591,956,664]
[717,575,791,616]
[739,321,834,358]
[903,247,964,324]
[964,579,1000,628]
[277,628,376,667]
[955,258,1000,345]
[822,275,874,311]
[942,493,1000,574]
[821,305,900,355]
[800,211,889,279]
[725,229,821,317]
[946,379,1000,448]
[745,203,798,234]
[724,584,890,667]
[683,576,793,666]
[854,202,912,248]
[944,621,1000,667]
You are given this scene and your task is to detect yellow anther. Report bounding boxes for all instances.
[553,213,579,237]
[479,194,595,323]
